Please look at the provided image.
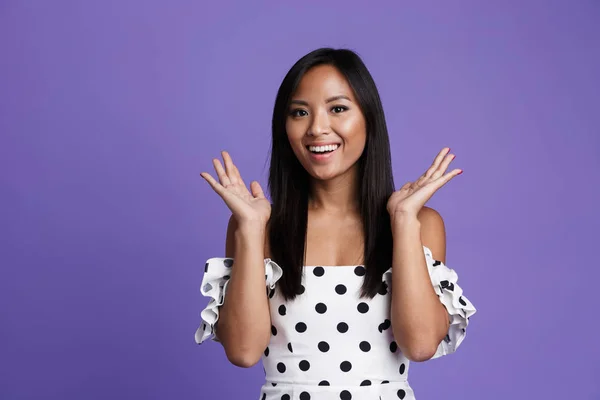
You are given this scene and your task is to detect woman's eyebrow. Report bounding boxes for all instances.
[290,95,351,106]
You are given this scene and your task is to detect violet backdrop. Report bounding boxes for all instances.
[1,1,599,399]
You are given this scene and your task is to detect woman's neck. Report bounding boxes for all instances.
[308,168,360,215]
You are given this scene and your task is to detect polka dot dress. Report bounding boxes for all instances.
[196,246,476,399]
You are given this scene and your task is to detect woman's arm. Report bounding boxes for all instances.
[216,215,272,367]
[200,151,273,368]
[390,206,450,362]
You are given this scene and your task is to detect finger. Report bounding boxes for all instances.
[224,153,251,194]
[221,151,239,185]
[415,174,428,187]
[399,182,412,191]
[213,158,232,187]
[424,147,451,179]
[200,172,225,195]
[223,151,251,193]
[250,181,266,199]
[431,152,456,180]
[232,163,247,189]
[432,168,462,188]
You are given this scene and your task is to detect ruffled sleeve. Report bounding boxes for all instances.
[381,246,476,358]
[425,245,476,358]
[194,257,283,345]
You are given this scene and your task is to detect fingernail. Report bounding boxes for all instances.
[458,169,463,175]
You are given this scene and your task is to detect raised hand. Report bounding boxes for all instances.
[387,147,462,221]
[200,151,271,226]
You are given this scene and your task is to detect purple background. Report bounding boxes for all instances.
[1,1,599,399]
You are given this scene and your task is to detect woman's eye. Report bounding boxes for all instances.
[290,109,308,117]
[332,106,347,113]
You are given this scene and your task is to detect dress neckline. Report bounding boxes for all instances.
[303,265,364,268]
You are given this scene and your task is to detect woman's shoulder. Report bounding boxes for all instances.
[417,206,446,263]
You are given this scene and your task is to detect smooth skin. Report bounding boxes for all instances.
[200,65,462,366]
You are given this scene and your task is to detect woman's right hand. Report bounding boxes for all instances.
[200,151,271,226]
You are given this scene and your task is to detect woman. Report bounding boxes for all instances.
[196,48,476,400]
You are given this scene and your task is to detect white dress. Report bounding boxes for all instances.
[195,246,476,400]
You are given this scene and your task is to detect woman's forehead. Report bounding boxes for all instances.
[293,65,355,101]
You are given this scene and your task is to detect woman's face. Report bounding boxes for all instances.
[286,64,367,182]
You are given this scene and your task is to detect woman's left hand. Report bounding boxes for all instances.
[387,147,462,222]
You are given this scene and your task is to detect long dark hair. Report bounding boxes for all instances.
[268,48,395,301]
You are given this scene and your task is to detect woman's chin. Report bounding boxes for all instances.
[307,165,351,182]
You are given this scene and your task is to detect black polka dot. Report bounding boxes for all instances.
[282,395,290,400]
[382,380,389,384]
[432,260,441,266]
[204,262,209,272]
[224,259,233,268]
[359,341,371,352]
[313,267,325,277]
[360,380,371,386]
[287,342,293,352]
[271,325,277,336]
[318,341,330,352]
[357,302,369,313]
[397,389,406,399]
[378,281,388,295]
[440,280,455,291]
[318,380,330,386]
[295,322,307,333]
[340,390,352,400]
[335,284,347,294]
[378,319,391,333]
[278,305,286,316]
[269,288,276,298]
[203,283,212,292]
[300,392,310,400]
[299,360,310,371]
[399,363,406,374]
[390,341,398,353]
[299,284,305,294]
[272,383,277,386]
[340,361,352,372]
[459,296,467,306]
[315,303,327,314]
[223,275,230,280]
[337,322,349,333]
[264,347,269,357]
[277,362,286,373]
[262,393,266,400]
[354,266,365,276]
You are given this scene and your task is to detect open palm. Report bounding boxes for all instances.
[387,147,462,219]
[200,151,271,225]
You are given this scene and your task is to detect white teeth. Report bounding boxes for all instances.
[308,144,339,153]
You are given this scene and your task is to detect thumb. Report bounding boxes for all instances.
[250,181,265,198]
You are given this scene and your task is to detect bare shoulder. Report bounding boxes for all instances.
[224,214,272,259]
[417,206,447,263]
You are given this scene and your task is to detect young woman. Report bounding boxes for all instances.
[196,48,476,400]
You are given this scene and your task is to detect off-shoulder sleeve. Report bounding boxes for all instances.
[423,245,476,358]
[194,257,283,345]
[381,246,476,359]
